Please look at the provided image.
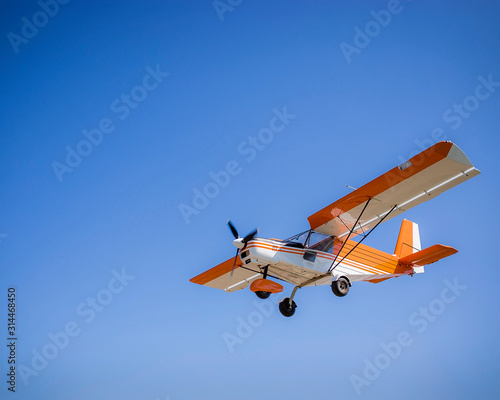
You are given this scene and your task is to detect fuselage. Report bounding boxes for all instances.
[241,237,413,288]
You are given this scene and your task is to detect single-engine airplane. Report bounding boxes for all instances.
[190,141,480,317]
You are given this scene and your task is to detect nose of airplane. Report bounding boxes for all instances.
[232,238,245,249]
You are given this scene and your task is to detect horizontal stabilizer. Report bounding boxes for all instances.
[399,244,457,266]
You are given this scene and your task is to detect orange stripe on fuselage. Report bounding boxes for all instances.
[338,240,398,274]
[249,240,400,275]
[191,239,405,287]
[246,242,337,261]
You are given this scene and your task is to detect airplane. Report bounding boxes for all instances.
[190,141,480,317]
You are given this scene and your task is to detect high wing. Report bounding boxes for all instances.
[307,141,480,240]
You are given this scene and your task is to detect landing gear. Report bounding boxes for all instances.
[279,297,297,317]
[331,277,350,297]
[279,286,299,317]
[252,266,280,300]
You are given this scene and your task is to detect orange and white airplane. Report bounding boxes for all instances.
[190,141,480,317]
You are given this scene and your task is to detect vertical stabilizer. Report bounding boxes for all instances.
[395,219,421,258]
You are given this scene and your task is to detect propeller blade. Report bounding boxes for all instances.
[230,248,240,277]
[228,221,258,276]
[242,228,258,248]
[227,220,239,239]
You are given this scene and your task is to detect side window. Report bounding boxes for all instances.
[308,233,334,253]
[303,250,316,262]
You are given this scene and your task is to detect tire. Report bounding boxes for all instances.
[331,277,350,297]
[279,298,297,317]
[256,291,271,299]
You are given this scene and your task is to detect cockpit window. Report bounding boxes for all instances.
[284,230,334,253]
[308,232,334,253]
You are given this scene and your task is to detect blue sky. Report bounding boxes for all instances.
[1,0,499,399]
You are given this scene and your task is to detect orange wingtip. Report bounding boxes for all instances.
[190,257,241,285]
[250,279,283,293]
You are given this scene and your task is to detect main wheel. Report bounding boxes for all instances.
[331,277,350,297]
[256,291,271,299]
[279,298,297,317]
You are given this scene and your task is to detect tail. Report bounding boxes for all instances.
[395,219,457,273]
[395,219,421,258]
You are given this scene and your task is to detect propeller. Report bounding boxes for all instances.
[227,220,258,276]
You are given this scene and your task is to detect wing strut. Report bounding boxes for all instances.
[328,204,398,272]
[328,197,373,271]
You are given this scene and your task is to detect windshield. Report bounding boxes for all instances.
[284,230,335,253]
[283,230,310,246]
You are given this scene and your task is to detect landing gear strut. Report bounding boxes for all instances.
[279,286,299,317]
[254,265,272,300]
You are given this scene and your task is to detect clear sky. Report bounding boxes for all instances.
[1,1,499,399]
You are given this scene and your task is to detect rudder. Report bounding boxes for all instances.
[394,219,421,258]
